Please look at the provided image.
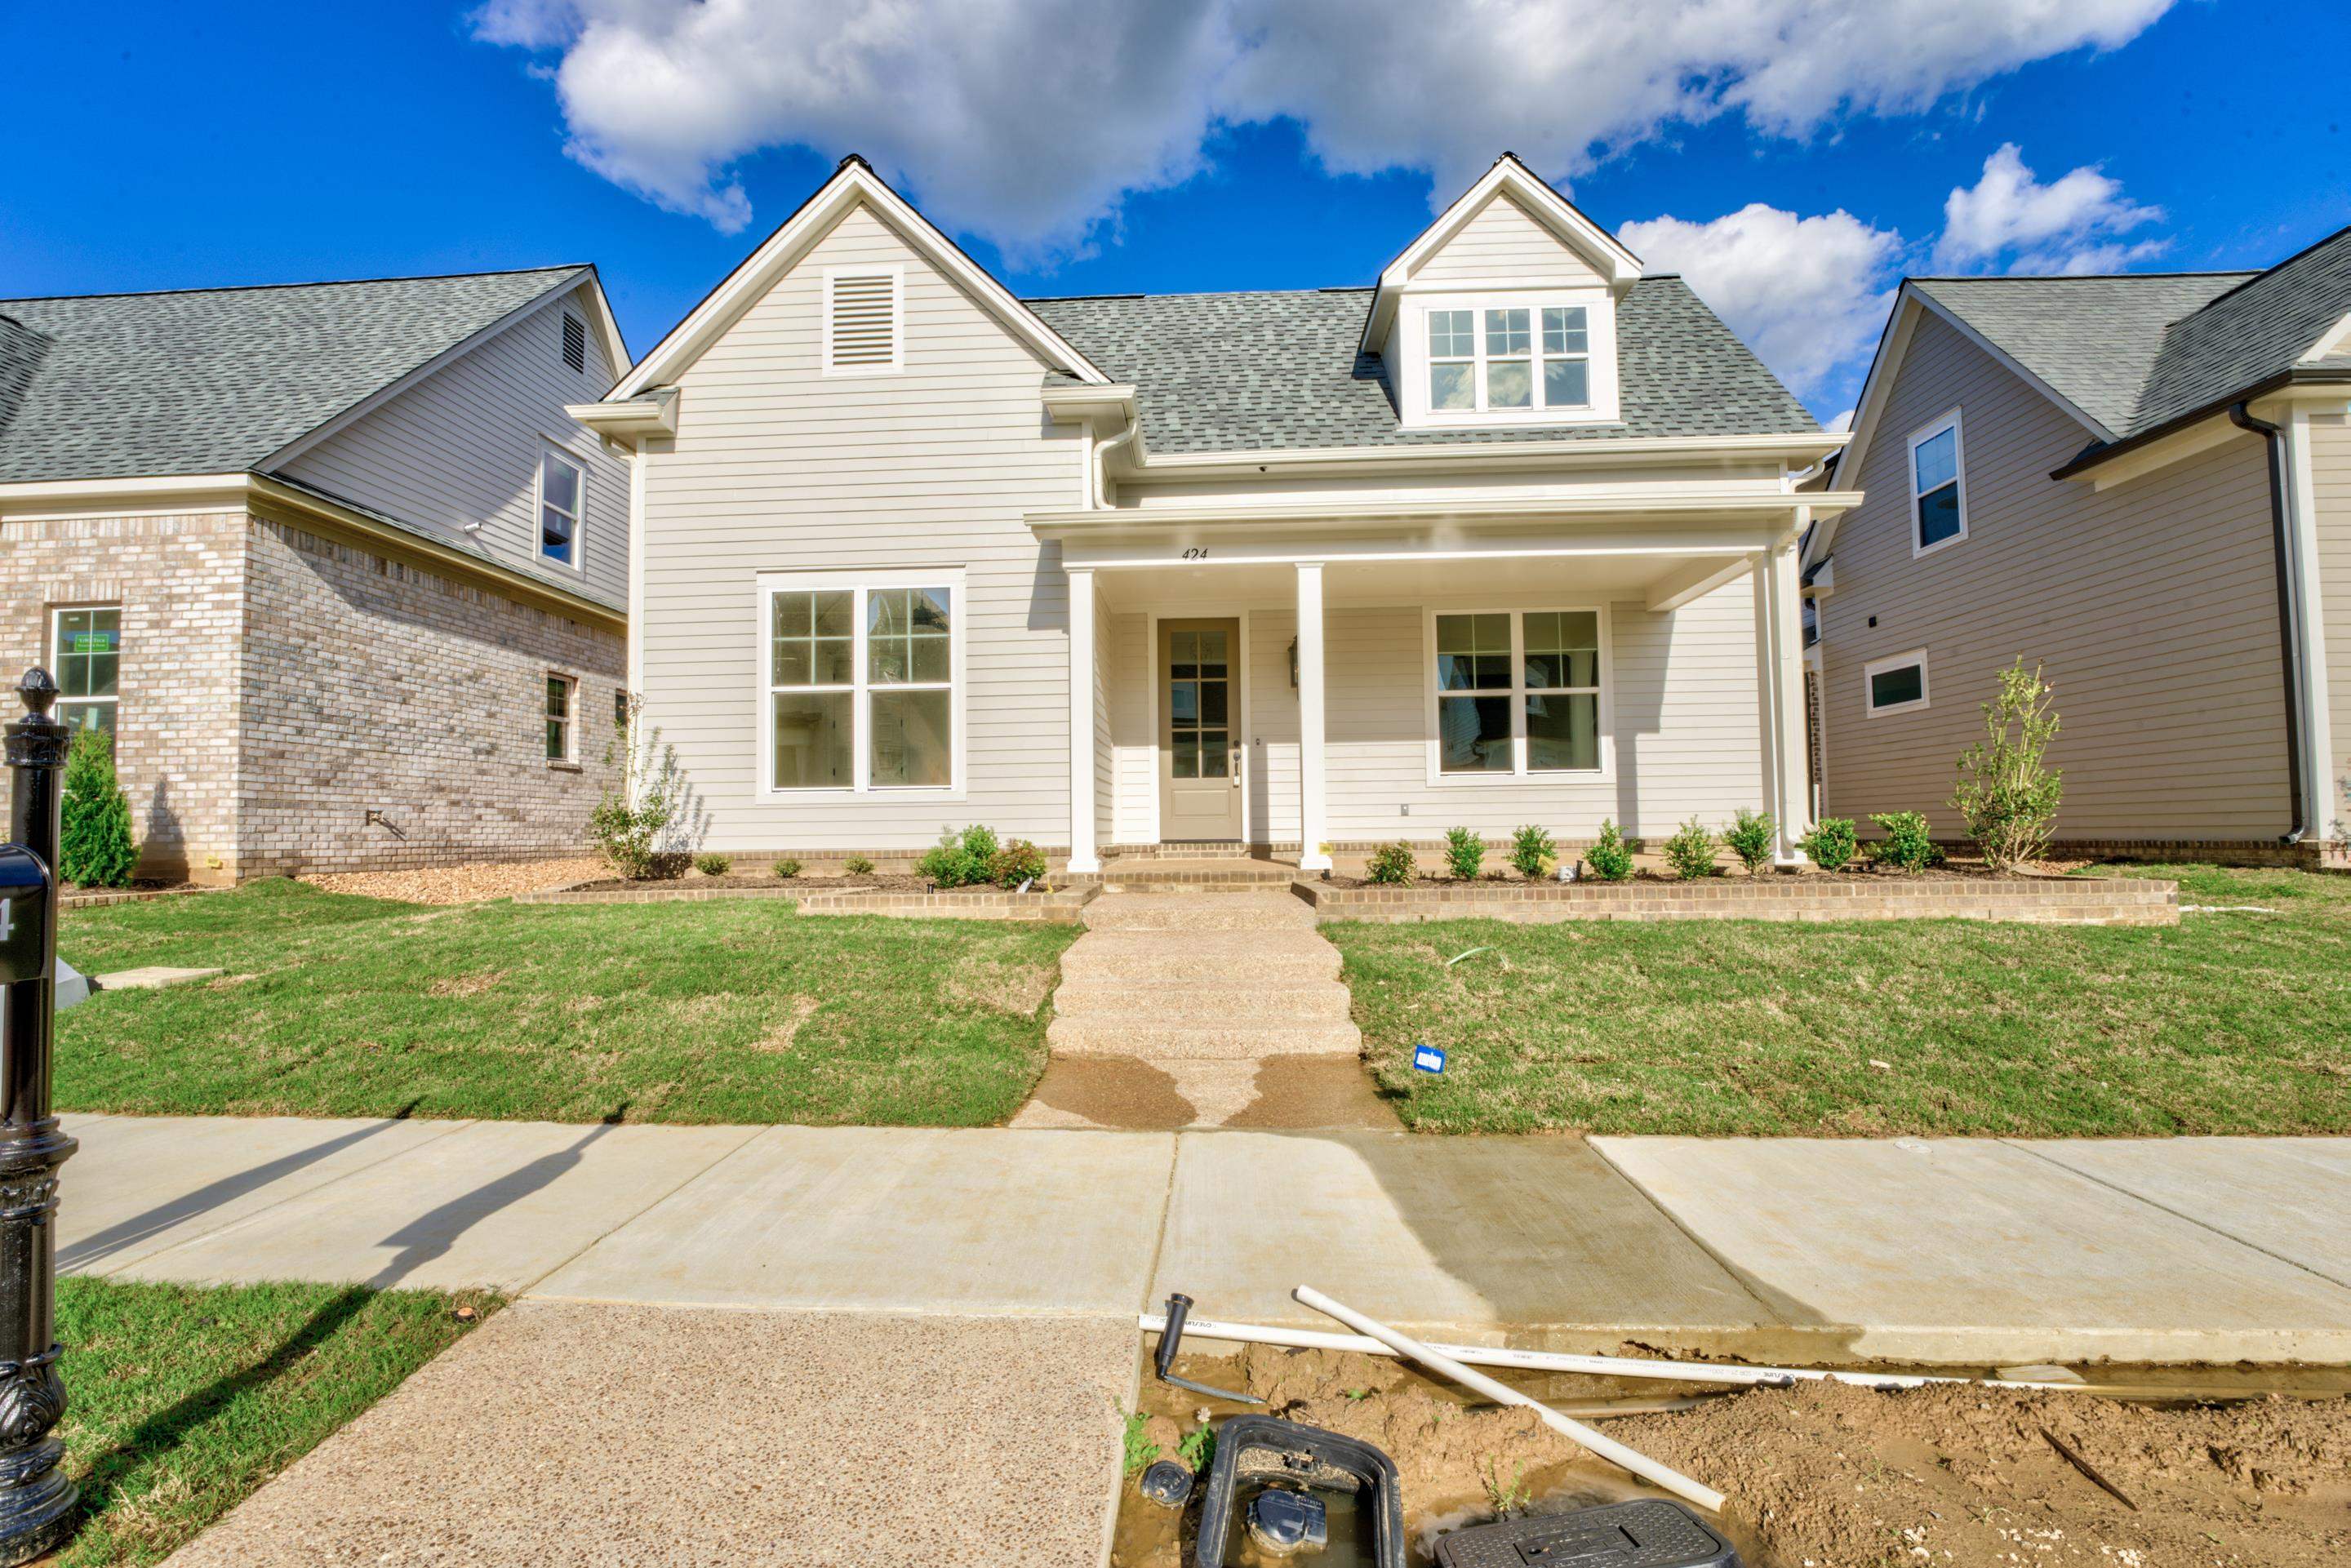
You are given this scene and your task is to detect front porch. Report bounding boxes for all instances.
[1045,505,1818,876]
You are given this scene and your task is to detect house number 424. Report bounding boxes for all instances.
[1180,548,1209,560]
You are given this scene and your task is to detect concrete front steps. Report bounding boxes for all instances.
[1014,887,1393,1131]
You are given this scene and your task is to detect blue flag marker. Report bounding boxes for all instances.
[1412,1043,1447,1074]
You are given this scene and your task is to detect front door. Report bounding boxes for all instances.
[1159,619,1242,842]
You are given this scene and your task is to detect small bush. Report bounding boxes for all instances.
[1800,817,1859,871]
[1868,811,1945,872]
[1584,820,1634,882]
[1366,842,1417,885]
[1509,824,1555,880]
[693,852,731,877]
[1663,817,1718,881]
[1442,827,1484,881]
[844,855,874,876]
[592,696,696,880]
[1724,808,1776,876]
[918,825,1001,889]
[989,837,1047,889]
[60,726,137,888]
[772,858,803,879]
[1950,657,2064,871]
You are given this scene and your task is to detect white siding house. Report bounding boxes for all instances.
[578,155,1848,870]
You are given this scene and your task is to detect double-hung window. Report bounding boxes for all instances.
[540,444,584,567]
[762,572,959,793]
[1431,609,1606,778]
[544,674,576,762]
[53,606,122,735]
[1908,411,1967,556]
[1424,303,1593,415]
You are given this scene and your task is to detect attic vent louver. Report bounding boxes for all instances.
[562,313,586,373]
[826,272,900,371]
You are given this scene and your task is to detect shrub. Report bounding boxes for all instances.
[1868,811,1945,873]
[773,858,803,879]
[1950,657,2064,871]
[1663,817,1719,880]
[989,837,1047,889]
[917,825,1000,889]
[1584,820,1634,882]
[592,696,696,880]
[1800,817,1859,872]
[1442,827,1484,881]
[1509,824,1555,881]
[1366,842,1417,885]
[1724,808,1776,876]
[843,855,873,876]
[693,852,731,877]
[60,726,136,888]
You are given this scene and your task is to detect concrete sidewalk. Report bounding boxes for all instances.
[60,1114,2351,1364]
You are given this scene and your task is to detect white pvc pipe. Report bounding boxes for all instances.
[1294,1286,1728,1515]
[1136,1312,2085,1393]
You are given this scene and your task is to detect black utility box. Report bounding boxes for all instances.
[1433,1498,1741,1568]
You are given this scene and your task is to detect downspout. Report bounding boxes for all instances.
[1091,420,1139,509]
[2229,402,2306,843]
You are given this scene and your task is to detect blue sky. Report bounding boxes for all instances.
[6,1,2345,419]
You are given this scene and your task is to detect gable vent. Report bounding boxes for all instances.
[826,272,900,371]
[561,313,587,373]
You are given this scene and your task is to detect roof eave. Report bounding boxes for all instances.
[1127,430,1845,482]
[2050,366,2351,481]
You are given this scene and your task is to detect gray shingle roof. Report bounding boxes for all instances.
[1909,273,2251,439]
[1025,280,1815,455]
[0,268,586,483]
[1910,227,2351,452]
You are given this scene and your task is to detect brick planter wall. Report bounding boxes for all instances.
[797,887,1096,922]
[1296,873,2178,926]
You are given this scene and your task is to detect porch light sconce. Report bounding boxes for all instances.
[1287,638,1299,689]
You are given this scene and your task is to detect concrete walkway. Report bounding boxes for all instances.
[1011,875,1397,1130]
[62,1114,2351,1364]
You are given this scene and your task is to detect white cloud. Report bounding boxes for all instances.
[1619,204,1902,403]
[474,0,2178,260]
[1934,142,2166,273]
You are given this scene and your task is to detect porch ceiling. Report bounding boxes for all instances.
[1093,550,1744,612]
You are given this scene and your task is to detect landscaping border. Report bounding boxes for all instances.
[1294,873,2177,926]
[797,886,1096,923]
[513,883,805,906]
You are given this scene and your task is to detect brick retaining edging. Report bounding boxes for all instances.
[514,884,806,906]
[1293,873,2178,926]
[797,886,1096,922]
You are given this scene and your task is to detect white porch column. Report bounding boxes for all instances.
[1295,562,1331,872]
[1065,566,1100,874]
[1754,533,1812,863]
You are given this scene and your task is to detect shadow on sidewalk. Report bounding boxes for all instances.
[60,1101,427,1276]
[366,1121,619,1289]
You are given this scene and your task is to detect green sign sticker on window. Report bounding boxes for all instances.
[67,633,115,653]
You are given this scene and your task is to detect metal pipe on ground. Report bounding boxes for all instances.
[1293,1286,1729,1515]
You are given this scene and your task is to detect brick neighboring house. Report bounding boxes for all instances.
[0,268,633,882]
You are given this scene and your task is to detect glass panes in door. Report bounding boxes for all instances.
[1167,629,1231,780]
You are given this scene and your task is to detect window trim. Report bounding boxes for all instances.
[1863,649,1931,717]
[754,566,967,798]
[821,265,905,377]
[1906,408,1969,559]
[536,439,588,573]
[1398,286,1620,430]
[1420,602,1613,786]
[50,603,122,735]
[544,672,580,766]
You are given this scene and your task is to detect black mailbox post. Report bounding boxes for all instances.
[0,670,78,1562]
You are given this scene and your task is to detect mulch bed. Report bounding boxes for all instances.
[1320,862,2078,890]
[567,873,936,895]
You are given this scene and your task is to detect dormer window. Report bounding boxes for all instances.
[1402,291,1617,429]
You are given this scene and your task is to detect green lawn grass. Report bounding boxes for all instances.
[1328,864,2351,1136]
[60,881,1077,1125]
[53,1277,492,1566]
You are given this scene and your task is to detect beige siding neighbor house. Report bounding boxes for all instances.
[1805,226,2351,864]
[578,156,1847,871]
[0,268,633,880]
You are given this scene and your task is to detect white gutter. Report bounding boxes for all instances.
[1029,487,1864,536]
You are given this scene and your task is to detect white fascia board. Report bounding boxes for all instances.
[612,162,1111,400]
[1040,383,1138,425]
[1030,487,1856,535]
[567,389,678,447]
[1359,154,1646,354]
[0,473,250,510]
[1132,430,1846,482]
[256,269,599,473]
[571,267,635,384]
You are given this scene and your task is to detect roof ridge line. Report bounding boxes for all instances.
[0,264,589,307]
[2180,220,2351,314]
[1910,269,2260,284]
[1023,284,1377,304]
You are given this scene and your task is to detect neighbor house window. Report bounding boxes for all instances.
[544,674,576,762]
[1431,609,1605,777]
[52,606,121,735]
[539,445,584,567]
[762,572,959,793]
[1864,650,1930,717]
[1424,302,1593,415]
[1908,411,1967,556]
